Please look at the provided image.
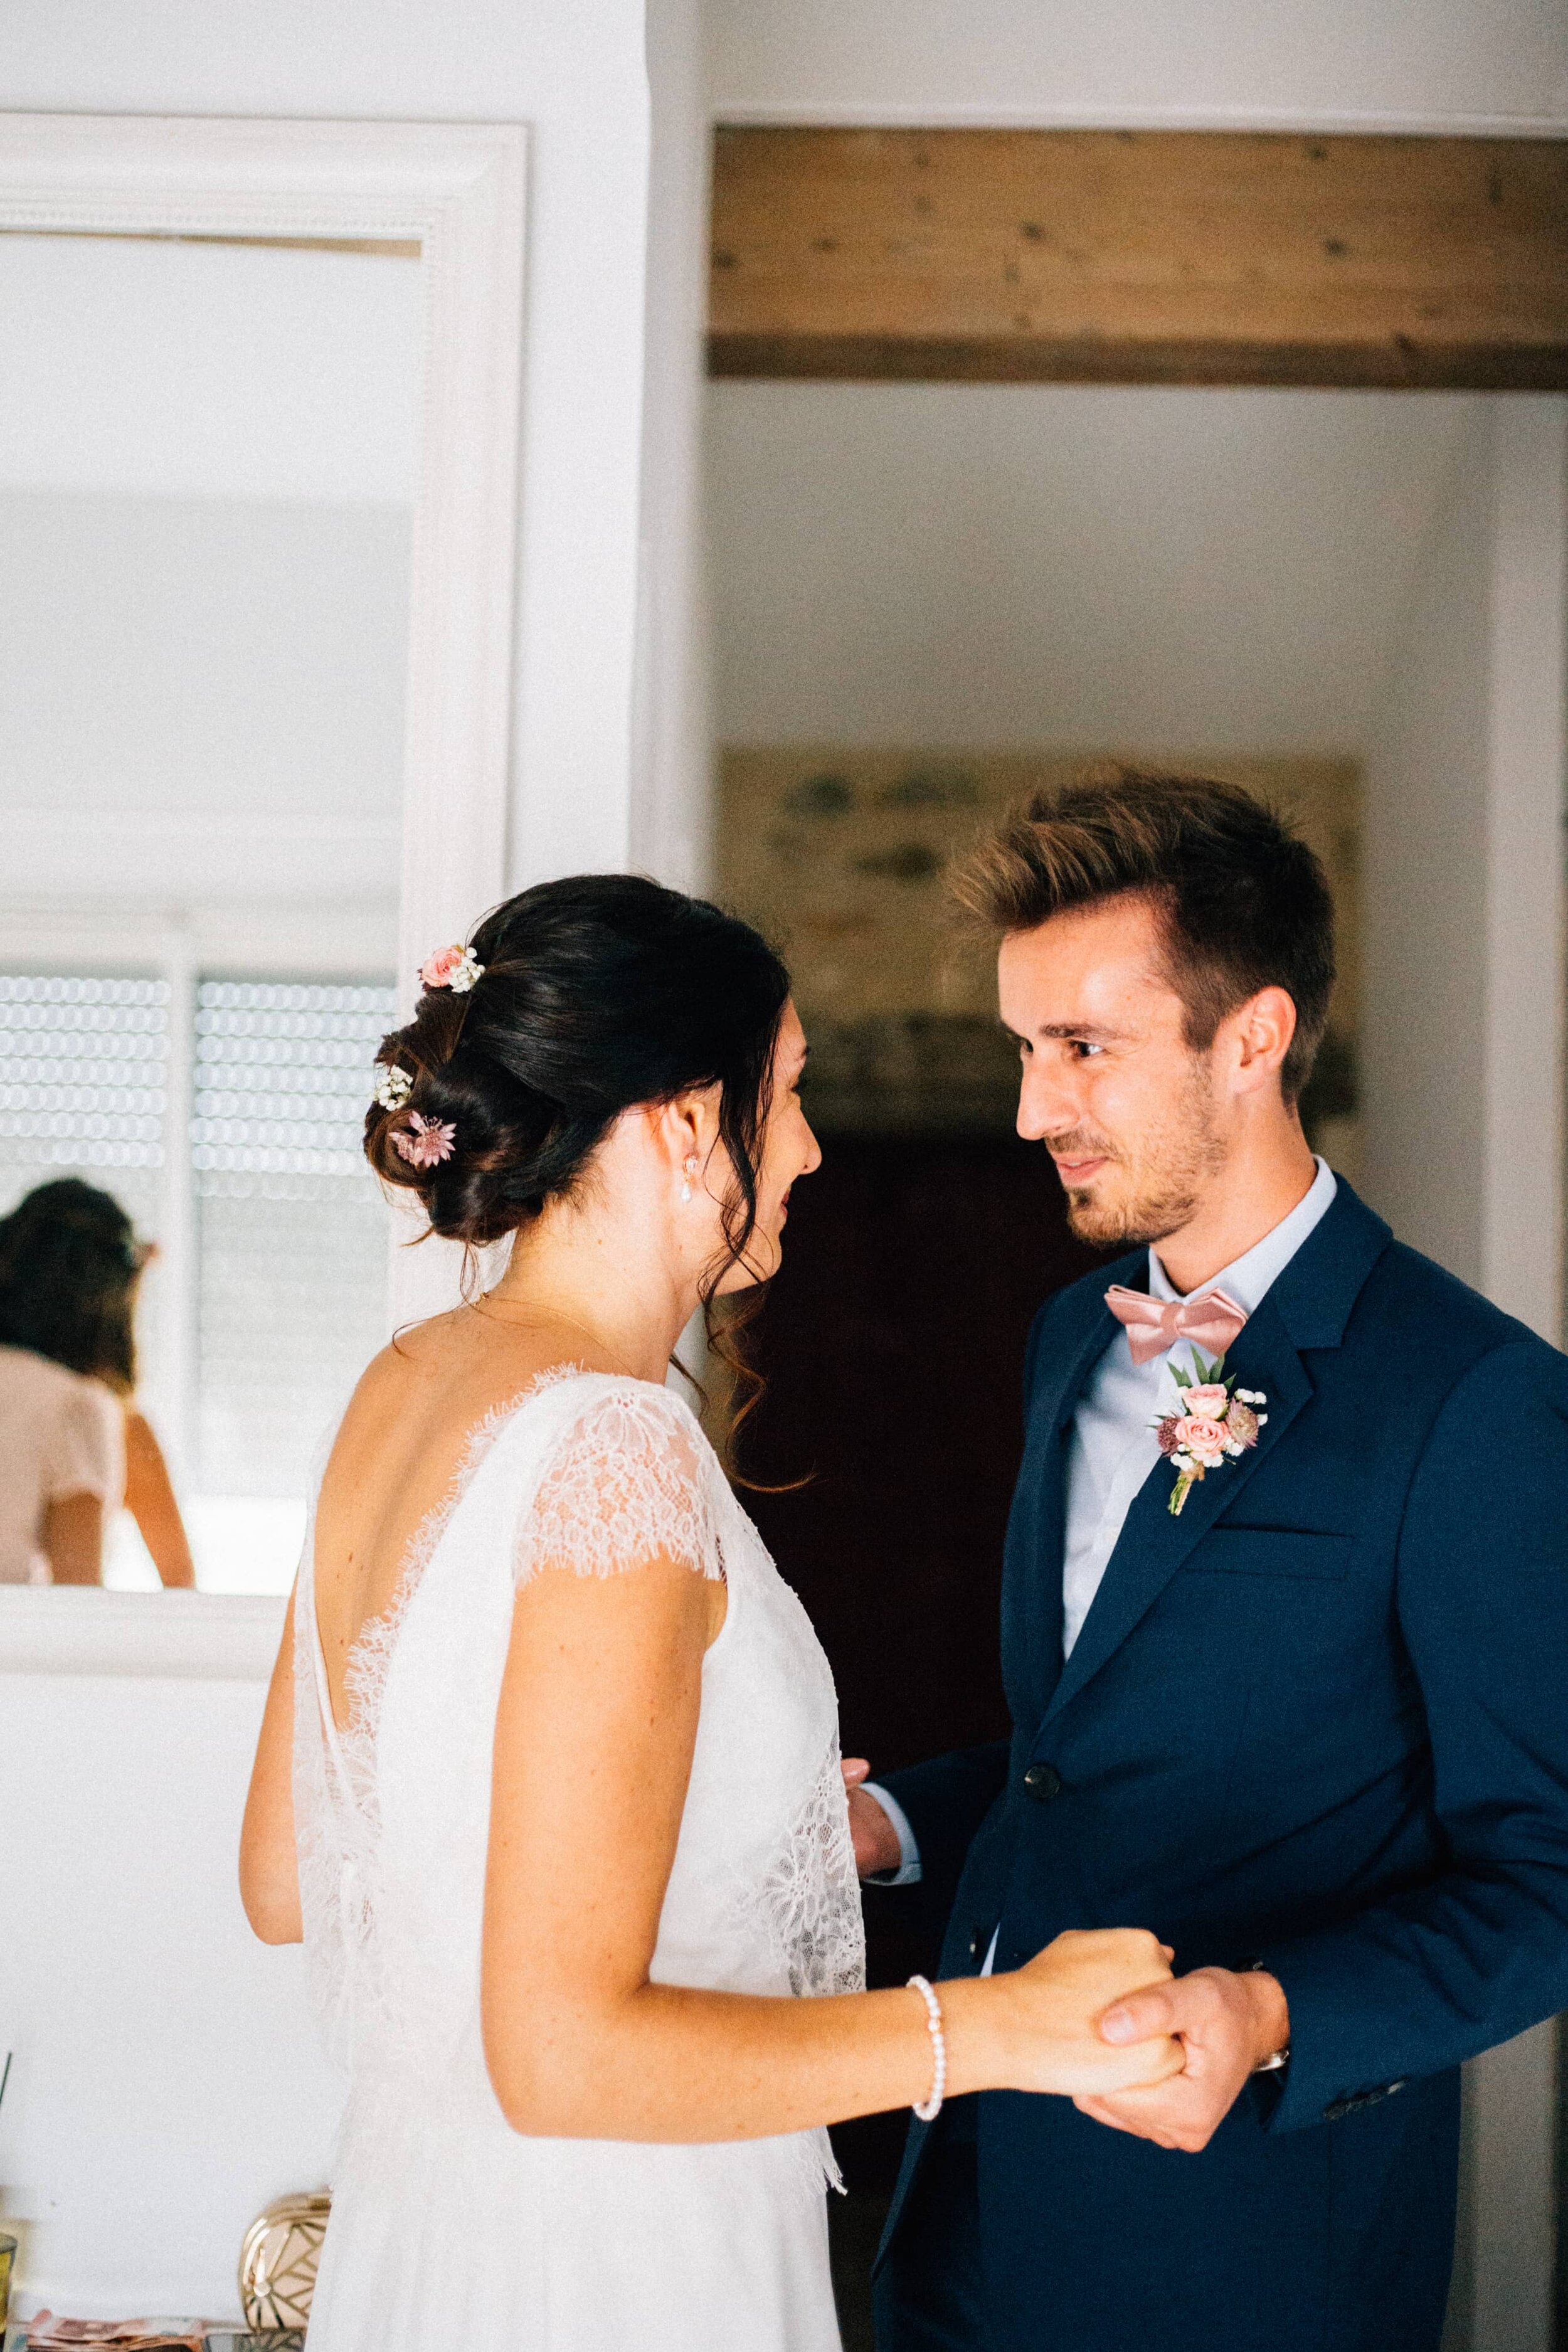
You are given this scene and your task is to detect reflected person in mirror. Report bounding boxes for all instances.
[0,1179,194,1587]
[240,876,1179,2352]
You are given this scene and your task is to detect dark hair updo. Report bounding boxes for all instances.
[366,874,793,1380]
[0,1177,146,1394]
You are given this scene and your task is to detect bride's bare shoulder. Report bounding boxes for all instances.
[329,1310,474,1453]
[331,1306,605,1473]
[361,1309,468,1387]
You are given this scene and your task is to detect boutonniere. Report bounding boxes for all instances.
[1152,1352,1268,1517]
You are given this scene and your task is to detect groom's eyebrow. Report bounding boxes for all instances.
[1036,1020,1126,1042]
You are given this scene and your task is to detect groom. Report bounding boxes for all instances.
[852,772,1568,2352]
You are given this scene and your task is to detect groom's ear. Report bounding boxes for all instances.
[1225,986,1298,1098]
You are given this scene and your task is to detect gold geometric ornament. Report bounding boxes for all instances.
[238,2191,332,2331]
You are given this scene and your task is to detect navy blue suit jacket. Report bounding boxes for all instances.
[877,1182,1568,2352]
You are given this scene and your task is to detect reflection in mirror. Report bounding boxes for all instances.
[0,230,423,1591]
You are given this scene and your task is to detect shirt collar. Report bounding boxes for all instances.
[1148,1157,1338,1316]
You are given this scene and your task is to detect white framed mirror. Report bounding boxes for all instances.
[0,115,525,1643]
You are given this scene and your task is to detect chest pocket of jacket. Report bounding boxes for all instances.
[1191,1527,1353,1580]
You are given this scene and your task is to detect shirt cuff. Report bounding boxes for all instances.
[861,1783,922,1885]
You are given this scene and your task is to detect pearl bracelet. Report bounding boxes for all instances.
[908,1974,947,2122]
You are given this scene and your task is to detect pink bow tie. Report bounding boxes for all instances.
[1104,1283,1248,1367]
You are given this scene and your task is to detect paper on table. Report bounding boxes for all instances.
[26,2317,217,2350]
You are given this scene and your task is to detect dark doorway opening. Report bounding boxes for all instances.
[738,1127,1108,2339]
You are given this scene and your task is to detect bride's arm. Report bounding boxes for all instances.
[480,1554,1178,2143]
[240,1591,304,1944]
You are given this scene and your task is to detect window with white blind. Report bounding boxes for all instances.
[0,967,394,1591]
[0,975,171,1229]
[192,977,395,1526]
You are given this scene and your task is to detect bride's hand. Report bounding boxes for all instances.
[993,1929,1185,2097]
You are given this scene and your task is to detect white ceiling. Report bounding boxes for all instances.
[705,0,1568,125]
[706,383,1483,755]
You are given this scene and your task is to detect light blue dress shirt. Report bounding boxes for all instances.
[867,1158,1338,1899]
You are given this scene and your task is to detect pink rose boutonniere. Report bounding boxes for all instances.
[1153,1351,1269,1517]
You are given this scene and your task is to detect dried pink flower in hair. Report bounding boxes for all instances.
[392,1111,457,1168]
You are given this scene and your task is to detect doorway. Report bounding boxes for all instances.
[704,373,1567,2351]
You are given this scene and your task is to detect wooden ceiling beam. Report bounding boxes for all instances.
[709,128,1568,389]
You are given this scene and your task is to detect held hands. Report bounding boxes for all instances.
[997,1930,1185,2099]
[834,1761,1271,2127]
[1076,1966,1291,2151]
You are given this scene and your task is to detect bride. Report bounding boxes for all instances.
[240,874,1179,2351]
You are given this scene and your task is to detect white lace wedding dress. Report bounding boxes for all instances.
[294,1368,865,2351]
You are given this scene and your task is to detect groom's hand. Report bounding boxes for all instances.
[1073,1966,1290,2152]
[841,1759,904,1879]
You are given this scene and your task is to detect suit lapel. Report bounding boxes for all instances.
[1040,1296,1124,1446]
[1013,1276,1130,1707]
[1040,1286,1314,1728]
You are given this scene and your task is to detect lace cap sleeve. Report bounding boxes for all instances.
[514,1380,726,1588]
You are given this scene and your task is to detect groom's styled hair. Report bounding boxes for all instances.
[950,770,1335,1106]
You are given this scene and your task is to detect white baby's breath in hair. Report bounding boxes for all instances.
[374,1062,413,1111]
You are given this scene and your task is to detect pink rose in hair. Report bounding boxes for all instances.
[418,943,484,993]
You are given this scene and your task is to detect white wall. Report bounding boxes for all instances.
[707,0,1568,129]
[0,1626,345,2322]
[1362,400,1568,1338]
[1360,413,1493,1280]
[1360,399,1568,2352]
[1481,406,1568,1342]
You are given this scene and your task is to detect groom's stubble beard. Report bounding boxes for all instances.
[1053,1054,1227,1249]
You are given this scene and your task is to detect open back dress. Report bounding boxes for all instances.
[293,1368,865,2351]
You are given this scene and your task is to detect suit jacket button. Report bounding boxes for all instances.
[968,1932,982,1960]
[1024,1762,1064,1802]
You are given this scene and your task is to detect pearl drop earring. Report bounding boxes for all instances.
[681,1155,699,1204]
